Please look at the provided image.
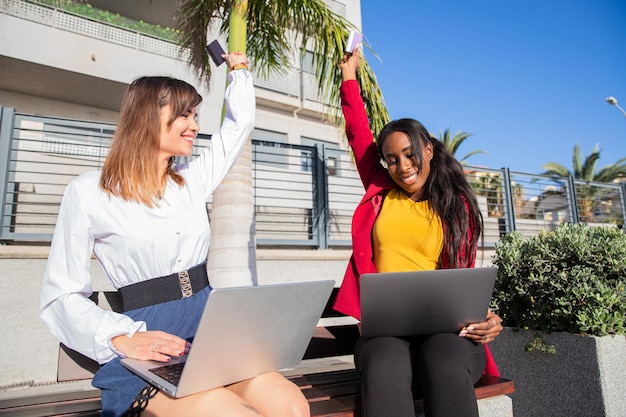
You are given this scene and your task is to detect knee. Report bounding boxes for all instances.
[281,394,310,417]
[265,386,309,417]
[265,378,311,417]
[418,334,478,378]
[357,336,409,362]
[356,337,412,383]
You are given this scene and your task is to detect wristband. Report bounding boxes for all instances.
[231,63,248,71]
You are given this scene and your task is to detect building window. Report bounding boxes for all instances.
[327,156,338,176]
[301,151,313,172]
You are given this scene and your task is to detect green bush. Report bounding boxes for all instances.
[491,223,626,336]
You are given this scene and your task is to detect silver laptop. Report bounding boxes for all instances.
[121,280,334,398]
[359,267,497,337]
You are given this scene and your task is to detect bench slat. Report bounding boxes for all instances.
[0,397,101,417]
[309,398,356,417]
[289,369,360,388]
[475,376,516,400]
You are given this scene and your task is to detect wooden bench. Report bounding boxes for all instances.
[0,289,514,417]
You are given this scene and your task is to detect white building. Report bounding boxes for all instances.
[0,0,365,247]
[0,0,361,147]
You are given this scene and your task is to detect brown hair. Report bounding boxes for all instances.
[100,76,202,206]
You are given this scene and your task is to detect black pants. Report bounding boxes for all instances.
[354,333,486,417]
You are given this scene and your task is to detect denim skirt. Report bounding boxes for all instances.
[92,286,211,417]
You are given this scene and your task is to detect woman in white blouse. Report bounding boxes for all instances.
[40,52,310,417]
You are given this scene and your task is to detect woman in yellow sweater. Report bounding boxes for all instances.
[334,50,503,417]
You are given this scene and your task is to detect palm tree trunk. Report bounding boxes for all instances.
[206,0,258,287]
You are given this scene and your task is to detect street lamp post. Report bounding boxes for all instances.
[605,96,626,118]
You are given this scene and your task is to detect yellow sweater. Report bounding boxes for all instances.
[373,189,443,272]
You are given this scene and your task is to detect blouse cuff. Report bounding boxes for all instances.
[227,68,252,83]
[106,333,129,359]
[96,318,146,363]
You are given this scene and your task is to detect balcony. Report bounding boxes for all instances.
[0,0,334,118]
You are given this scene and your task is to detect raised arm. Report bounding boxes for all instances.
[196,52,256,198]
[339,52,385,189]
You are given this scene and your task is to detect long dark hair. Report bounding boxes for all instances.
[377,118,483,268]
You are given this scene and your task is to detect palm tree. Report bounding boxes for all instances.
[542,144,626,222]
[542,144,626,182]
[176,0,389,286]
[432,128,486,165]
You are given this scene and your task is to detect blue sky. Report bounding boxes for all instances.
[359,0,626,175]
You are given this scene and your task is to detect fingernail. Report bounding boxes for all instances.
[165,357,171,362]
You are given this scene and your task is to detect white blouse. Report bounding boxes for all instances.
[40,70,255,364]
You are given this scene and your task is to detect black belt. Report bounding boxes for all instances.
[119,263,209,312]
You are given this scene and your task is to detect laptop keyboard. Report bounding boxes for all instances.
[149,362,184,386]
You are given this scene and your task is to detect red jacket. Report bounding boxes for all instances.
[333,79,499,377]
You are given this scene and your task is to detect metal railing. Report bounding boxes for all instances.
[1,107,624,248]
[2,0,180,58]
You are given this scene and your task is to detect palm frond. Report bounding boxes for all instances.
[458,149,487,164]
[581,150,601,181]
[594,157,626,182]
[277,0,390,136]
[541,162,571,178]
[446,130,472,153]
[176,0,389,140]
[433,128,484,163]
[571,144,582,176]
[175,0,231,86]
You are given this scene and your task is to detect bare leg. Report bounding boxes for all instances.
[143,386,263,417]
[142,372,308,417]
[228,372,310,417]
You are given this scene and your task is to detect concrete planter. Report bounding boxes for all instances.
[489,327,626,417]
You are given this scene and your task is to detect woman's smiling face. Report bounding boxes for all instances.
[158,105,199,161]
[381,131,433,201]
